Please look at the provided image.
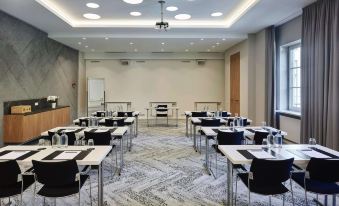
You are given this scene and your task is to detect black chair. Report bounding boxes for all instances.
[105,118,125,127]
[0,160,34,205]
[117,112,133,117]
[227,118,248,126]
[155,105,168,126]
[292,158,339,205]
[253,131,269,145]
[96,111,106,117]
[221,112,230,117]
[191,112,208,117]
[235,158,295,206]
[79,118,89,127]
[48,131,76,146]
[32,160,92,206]
[199,119,221,152]
[212,130,244,178]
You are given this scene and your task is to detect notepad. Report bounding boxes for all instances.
[95,129,109,133]
[300,149,330,158]
[248,150,276,159]
[0,151,30,160]
[53,151,81,160]
[218,129,233,133]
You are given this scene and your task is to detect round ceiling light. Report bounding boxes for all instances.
[86,3,100,8]
[130,12,142,16]
[175,14,191,20]
[83,13,101,19]
[123,0,143,4]
[166,6,178,11]
[211,12,223,17]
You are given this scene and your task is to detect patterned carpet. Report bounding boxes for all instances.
[5,120,336,205]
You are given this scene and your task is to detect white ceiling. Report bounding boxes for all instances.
[0,0,315,53]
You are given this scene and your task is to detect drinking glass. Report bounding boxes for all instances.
[113,121,118,127]
[88,139,94,147]
[81,140,87,146]
[44,140,51,146]
[230,122,234,130]
[81,121,87,127]
[308,138,317,145]
[261,121,266,127]
[38,139,45,146]
[262,138,268,147]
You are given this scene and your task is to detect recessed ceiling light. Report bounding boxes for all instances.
[175,14,191,20]
[161,42,165,45]
[83,13,101,20]
[222,38,226,41]
[85,45,89,48]
[161,48,164,52]
[86,3,100,9]
[129,42,134,45]
[207,49,210,52]
[185,49,189,52]
[134,48,138,52]
[200,38,204,41]
[130,12,142,16]
[105,37,109,40]
[212,45,215,48]
[123,0,143,4]
[82,37,87,40]
[190,42,194,45]
[78,42,82,45]
[166,6,178,11]
[211,12,223,17]
[216,42,220,45]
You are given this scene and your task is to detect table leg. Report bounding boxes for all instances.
[176,109,178,127]
[204,135,210,175]
[333,195,336,206]
[190,120,192,138]
[129,125,132,151]
[227,160,233,206]
[185,116,188,137]
[136,116,138,137]
[118,137,123,175]
[193,125,197,151]
[147,109,149,127]
[98,162,103,206]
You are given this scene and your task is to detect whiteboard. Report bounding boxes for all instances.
[88,78,104,102]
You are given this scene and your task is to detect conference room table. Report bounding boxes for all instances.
[91,111,140,136]
[145,107,179,127]
[218,144,339,206]
[41,126,129,175]
[0,145,111,206]
[190,117,252,152]
[73,116,137,137]
[201,126,287,177]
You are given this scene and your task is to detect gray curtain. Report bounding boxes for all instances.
[301,0,339,150]
[265,26,276,127]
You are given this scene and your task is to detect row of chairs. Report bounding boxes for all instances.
[79,118,125,127]
[96,111,133,117]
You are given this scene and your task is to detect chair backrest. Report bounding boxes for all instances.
[79,118,89,127]
[32,160,78,186]
[105,118,125,127]
[222,112,230,117]
[84,131,111,145]
[253,131,269,145]
[201,119,221,127]
[156,105,168,112]
[217,131,244,145]
[191,112,208,117]
[250,158,294,185]
[306,158,339,182]
[0,160,21,187]
[227,118,248,126]
[117,112,133,117]
[96,111,106,117]
[48,131,76,145]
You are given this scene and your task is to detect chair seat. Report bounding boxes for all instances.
[292,172,339,194]
[37,175,89,197]
[238,173,289,195]
[156,114,168,117]
[0,175,35,198]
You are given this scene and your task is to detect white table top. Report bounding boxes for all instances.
[74,117,135,124]
[184,111,231,116]
[190,117,252,124]
[41,126,128,137]
[201,126,287,137]
[218,144,339,165]
[145,107,179,110]
[0,145,111,166]
[91,111,140,116]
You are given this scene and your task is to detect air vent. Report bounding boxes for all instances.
[136,60,146,63]
[151,52,174,54]
[196,59,206,65]
[90,60,100,63]
[104,52,127,54]
[120,59,129,65]
[181,60,191,63]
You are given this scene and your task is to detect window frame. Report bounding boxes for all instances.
[287,43,301,112]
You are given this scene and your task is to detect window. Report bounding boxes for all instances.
[288,44,301,112]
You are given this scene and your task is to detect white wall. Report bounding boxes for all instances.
[84,58,225,118]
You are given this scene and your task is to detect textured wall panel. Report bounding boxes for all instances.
[0,11,78,145]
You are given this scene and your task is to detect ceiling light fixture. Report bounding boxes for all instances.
[78,42,82,45]
[129,42,134,45]
[161,42,165,45]
[134,48,138,52]
[85,45,89,48]
[190,42,194,45]
[123,0,143,4]
[185,49,189,52]
[86,3,100,8]
[175,14,191,20]
[211,12,223,17]
[166,6,178,11]
[155,1,169,31]
[200,38,204,41]
[83,13,101,20]
[82,37,87,40]
[130,12,142,16]
[222,38,226,41]
[105,37,109,40]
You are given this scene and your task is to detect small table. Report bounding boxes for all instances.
[0,145,111,206]
[145,107,179,127]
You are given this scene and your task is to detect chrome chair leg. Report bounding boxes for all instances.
[290,179,295,206]
[283,194,285,206]
[89,176,93,206]
[269,196,272,206]
[235,176,239,206]
[43,197,46,206]
[215,150,218,179]
[304,190,308,205]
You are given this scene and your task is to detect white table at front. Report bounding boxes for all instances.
[0,145,111,206]
[145,107,179,127]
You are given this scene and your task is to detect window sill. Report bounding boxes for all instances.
[276,110,301,119]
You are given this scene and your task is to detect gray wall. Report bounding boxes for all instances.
[0,11,79,145]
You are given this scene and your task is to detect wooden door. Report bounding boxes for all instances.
[230,52,240,115]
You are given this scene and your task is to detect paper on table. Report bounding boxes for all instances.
[248,150,276,159]
[0,151,30,160]
[218,129,233,133]
[53,151,81,160]
[95,129,109,133]
[300,150,330,158]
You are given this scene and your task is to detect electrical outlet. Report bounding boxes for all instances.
[35,102,39,106]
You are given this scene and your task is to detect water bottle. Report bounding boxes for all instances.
[124,112,128,118]
[274,131,283,148]
[267,129,274,148]
[52,132,61,148]
[60,132,68,148]
[239,117,243,127]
